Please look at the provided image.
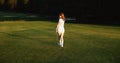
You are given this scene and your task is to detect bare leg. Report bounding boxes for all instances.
[57,32,62,46]
[60,33,64,47]
[57,31,64,47]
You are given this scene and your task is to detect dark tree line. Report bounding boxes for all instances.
[0,0,119,21]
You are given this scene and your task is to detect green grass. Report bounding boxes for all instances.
[0,21,120,63]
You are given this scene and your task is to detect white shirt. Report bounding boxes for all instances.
[58,18,65,27]
[56,18,65,33]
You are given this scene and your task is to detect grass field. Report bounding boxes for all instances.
[0,21,120,63]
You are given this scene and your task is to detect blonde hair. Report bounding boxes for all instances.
[59,12,65,21]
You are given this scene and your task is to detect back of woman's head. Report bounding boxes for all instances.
[59,12,65,21]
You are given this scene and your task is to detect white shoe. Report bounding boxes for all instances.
[57,42,61,47]
[61,44,63,48]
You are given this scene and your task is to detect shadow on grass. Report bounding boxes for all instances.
[0,11,120,27]
[0,29,56,46]
[0,16,120,27]
[0,16,56,21]
[75,19,120,27]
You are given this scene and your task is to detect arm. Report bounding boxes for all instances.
[56,19,61,28]
[56,22,59,29]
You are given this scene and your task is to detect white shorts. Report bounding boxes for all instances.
[56,27,65,34]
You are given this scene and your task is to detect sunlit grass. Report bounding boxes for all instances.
[0,21,120,63]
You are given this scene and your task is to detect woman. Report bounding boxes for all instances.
[56,12,65,47]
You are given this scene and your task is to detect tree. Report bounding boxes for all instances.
[0,0,5,5]
[23,0,29,4]
[8,0,17,9]
[0,0,29,9]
